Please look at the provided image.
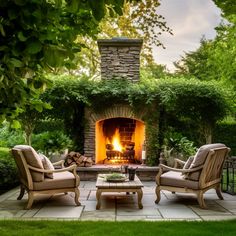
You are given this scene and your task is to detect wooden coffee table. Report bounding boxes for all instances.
[95,174,144,210]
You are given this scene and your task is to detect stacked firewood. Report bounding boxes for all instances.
[65,151,93,167]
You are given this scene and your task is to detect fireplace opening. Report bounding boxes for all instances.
[96,118,145,164]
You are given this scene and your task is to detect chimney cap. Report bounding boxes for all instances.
[97,38,143,47]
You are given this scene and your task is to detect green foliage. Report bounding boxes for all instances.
[163,130,197,163]
[175,26,236,87]
[0,0,128,121]
[0,123,24,148]
[0,148,19,191]
[174,20,236,116]
[213,119,236,155]
[89,78,133,112]
[34,119,65,134]
[145,113,160,166]
[32,131,73,155]
[69,1,172,77]
[213,0,236,20]
[157,78,228,126]
[41,75,228,165]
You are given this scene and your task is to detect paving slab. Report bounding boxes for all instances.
[0,181,236,221]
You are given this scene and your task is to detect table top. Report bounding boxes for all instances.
[96,174,143,189]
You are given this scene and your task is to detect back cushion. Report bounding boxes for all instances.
[183,156,194,170]
[39,154,54,179]
[14,145,44,182]
[186,143,226,181]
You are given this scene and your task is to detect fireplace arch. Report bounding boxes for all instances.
[84,105,146,164]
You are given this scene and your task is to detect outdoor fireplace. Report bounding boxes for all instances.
[84,105,146,164]
[95,118,145,164]
[83,38,145,164]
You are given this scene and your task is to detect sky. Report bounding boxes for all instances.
[153,0,223,71]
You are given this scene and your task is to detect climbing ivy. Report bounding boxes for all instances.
[40,75,229,165]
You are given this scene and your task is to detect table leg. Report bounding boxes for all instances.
[137,189,143,209]
[96,189,102,210]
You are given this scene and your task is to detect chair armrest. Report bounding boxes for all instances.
[52,160,65,168]
[159,164,203,173]
[28,164,80,186]
[28,164,77,173]
[173,158,186,168]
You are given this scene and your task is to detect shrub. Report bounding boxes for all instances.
[162,131,197,166]
[213,119,236,155]
[0,148,19,192]
[32,131,73,155]
[0,123,24,148]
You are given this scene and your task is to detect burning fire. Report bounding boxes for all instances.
[111,128,122,152]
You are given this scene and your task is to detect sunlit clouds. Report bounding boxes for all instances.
[153,0,223,71]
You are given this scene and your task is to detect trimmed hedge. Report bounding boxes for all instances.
[213,121,236,156]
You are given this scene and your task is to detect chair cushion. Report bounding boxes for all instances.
[39,154,54,179]
[186,143,226,181]
[14,145,44,182]
[33,171,77,190]
[183,156,194,169]
[160,171,199,190]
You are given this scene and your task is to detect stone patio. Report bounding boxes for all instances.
[1,181,236,221]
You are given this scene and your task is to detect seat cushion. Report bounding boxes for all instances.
[33,171,77,190]
[186,143,226,181]
[14,145,44,182]
[160,171,199,190]
[39,154,54,179]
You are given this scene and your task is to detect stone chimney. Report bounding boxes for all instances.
[97,38,143,82]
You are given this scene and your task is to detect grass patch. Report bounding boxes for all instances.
[0,220,236,236]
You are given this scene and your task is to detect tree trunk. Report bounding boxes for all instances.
[203,123,212,144]
[23,123,34,146]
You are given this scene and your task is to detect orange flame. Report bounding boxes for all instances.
[112,129,122,152]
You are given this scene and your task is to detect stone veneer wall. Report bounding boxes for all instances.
[84,105,145,162]
[97,38,143,82]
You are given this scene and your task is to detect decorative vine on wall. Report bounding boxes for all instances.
[41,75,228,165]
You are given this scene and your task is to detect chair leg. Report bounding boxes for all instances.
[25,191,34,210]
[74,188,81,206]
[197,190,206,209]
[216,185,224,200]
[17,185,25,200]
[155,186,161,204]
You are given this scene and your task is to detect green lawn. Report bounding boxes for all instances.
[0,220,236,236]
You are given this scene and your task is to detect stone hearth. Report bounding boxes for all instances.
[77,164,158,181]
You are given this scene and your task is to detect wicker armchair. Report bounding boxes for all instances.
[155,143,230,208]
[12,145,81,209]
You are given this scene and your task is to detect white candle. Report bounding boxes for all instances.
[142,150,146,160]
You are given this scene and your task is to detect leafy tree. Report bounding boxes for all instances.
[0,0,133,122]
[17,99,52,146]
[140,63,170,81]
[174,24,236,85]
[174,0,236,118]
[66,0,172,77]
[213,0,236,20]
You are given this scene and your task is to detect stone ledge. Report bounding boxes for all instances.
[77,164,159,181]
